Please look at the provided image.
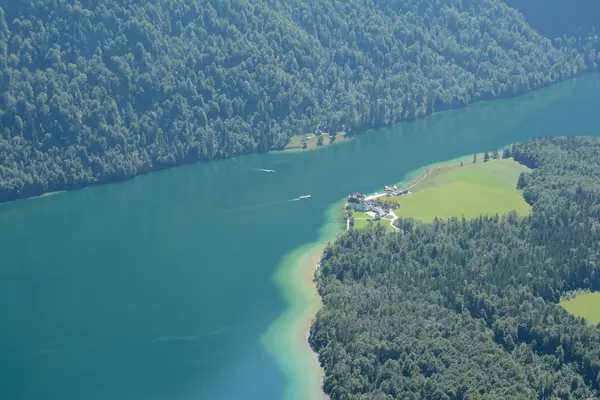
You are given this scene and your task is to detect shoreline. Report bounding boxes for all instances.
[263,153,495,399]
[369,152,498,197]
[262,202,345,400]
[275,134,353,154]
[1,71,592,204]
[35,190,67,199]
[263,150,521,398]
[0,70,600,204]
[346,154,479,231]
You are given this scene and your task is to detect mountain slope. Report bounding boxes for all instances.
[0,0,598,201]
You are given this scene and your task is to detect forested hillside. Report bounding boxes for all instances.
[310,136,600,399]
[1,1,599,201]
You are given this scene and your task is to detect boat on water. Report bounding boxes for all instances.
[299,195,312,200]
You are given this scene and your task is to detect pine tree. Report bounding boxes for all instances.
[484,151,490,162]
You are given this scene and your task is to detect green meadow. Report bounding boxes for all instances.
[386,158,531,222]
[560,292,600,325]
[283,133,351,152]
[350,210,394,231]
[353,218,394,231]
[351,211,372,220]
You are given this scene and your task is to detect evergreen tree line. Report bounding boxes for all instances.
[1,1,599,201]
[310,137,600,399]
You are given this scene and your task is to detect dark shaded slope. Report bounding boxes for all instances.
[505,0,600,39]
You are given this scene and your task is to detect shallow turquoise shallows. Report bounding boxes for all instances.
[1,75,600,400]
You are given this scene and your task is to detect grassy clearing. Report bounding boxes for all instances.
[385,158,531,222]
[353,218,394,231]
[352,218,371,230]
[560,292,600,325]
[350,210,394,231]
[349,209,394,231]
[351,211,372,219]
[283,133,351,152]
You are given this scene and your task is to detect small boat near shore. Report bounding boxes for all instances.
[299,195,312,200]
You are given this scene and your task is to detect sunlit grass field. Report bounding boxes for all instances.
[283,133,351,152]
[353,218,394,231]
[388,158,531,222]
[560,292,600,325]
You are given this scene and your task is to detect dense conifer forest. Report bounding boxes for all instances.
[310,136,600,399]
[1,1,599,201]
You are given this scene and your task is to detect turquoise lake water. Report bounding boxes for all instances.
[1,75,600,399]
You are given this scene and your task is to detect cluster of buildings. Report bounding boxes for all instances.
[346,185,410,219]
[384,185,410,197]
[346,192,391,219]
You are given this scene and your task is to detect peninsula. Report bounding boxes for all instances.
[343,149,530,232]
[311,137,600,399]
